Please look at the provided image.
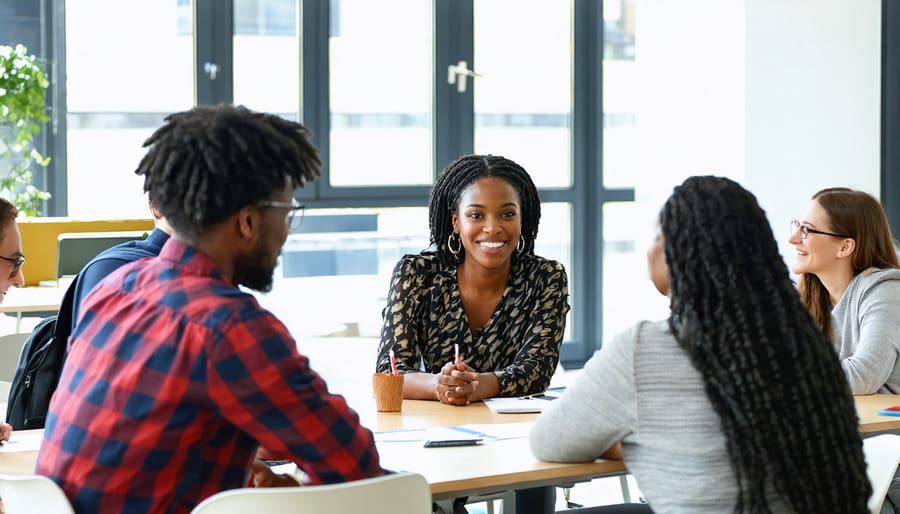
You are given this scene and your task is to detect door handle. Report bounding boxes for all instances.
[203,62,220,81]
[447,60,481,93]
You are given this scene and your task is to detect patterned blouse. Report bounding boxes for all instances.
[375,252,570,396]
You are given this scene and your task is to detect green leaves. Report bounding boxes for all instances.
[0,44,51,217]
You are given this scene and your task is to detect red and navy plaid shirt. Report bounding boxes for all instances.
[37,238,383,513]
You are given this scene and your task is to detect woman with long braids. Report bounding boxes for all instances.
[376,154,568,514]
[789,187,900,394]
[530,176,870,514]
[376,154,569,403]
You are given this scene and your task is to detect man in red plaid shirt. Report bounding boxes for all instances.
[36,104,384,513]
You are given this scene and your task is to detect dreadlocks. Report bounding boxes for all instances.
[429,154,541,264]
[135,104,321,239]
[662,176,870,514]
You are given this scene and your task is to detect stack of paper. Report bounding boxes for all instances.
[482,387,564,414]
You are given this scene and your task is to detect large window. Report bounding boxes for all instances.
[14,0,642,367]
[65,1,194,219]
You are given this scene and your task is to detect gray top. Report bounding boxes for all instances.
[832,267,900,394]
[529,320,793,514]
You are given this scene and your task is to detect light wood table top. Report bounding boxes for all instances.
[4,394,900,501]
[854,394,900,433]
[354,397,625,500]
[0,286,64,314]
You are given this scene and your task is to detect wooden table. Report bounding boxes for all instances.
[0,287,63,314]
[854,394,900,434]
[4,394,900,501]
[0,286,64,332]
[352,398,626,501]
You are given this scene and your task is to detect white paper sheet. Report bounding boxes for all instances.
[0,430,43,453]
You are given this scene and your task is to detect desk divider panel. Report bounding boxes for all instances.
[17,218,154,286]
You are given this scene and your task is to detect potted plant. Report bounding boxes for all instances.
[0,44,51,216]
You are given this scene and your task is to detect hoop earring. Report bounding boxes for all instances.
[516,235,526,255]
[448,233,462,256]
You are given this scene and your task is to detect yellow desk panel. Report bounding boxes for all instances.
[18,217,154,287]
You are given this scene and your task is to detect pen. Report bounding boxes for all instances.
[454,343,460,364]
[389,349,398,376]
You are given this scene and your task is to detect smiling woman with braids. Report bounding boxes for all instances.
[376,154,569,514]
[376,154,569,404]
[530,176,870,514]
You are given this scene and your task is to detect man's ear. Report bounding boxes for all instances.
[838,238,856,259]
[237,206,258,241]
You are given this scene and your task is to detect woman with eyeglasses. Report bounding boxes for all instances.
[0,196,24,444]
[789,187,900,394]
[530,176,870,513]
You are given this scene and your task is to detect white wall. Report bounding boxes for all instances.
[744,0,882,264]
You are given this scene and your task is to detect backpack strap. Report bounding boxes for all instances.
[53,274,79,341]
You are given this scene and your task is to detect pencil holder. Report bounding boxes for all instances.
[372,372,404,412]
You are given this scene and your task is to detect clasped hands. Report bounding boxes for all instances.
[435,360,480,406]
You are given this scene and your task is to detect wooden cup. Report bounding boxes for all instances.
[372,372,404,412]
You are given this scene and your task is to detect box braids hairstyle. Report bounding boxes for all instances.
[428,154,541,264]
[662,176,870,514]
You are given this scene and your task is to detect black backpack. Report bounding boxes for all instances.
[5,277,78,430]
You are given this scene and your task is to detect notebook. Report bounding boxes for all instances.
[482,387,564,414]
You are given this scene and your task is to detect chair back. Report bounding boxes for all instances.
[864,434,900,514]
[190,472,431,514]
[0,333,29,382]
[0,474,74,514]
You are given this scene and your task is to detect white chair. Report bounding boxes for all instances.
[0,474,74,514]
[0,380,11,407]
[864,434,900,514]
[190,472,431,514]
[0,333,28,382]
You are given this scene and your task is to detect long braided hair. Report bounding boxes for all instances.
[429,154,541,264]
[797,187,900,337]
[662,176,870,514]
[135,104,321,239]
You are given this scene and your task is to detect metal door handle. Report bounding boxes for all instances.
[203,62,220,80]
[447,60,481,93]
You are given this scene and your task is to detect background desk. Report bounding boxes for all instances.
[0,287,63,314]
[0,286,64,333]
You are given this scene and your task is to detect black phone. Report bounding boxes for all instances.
[423,439,483,448]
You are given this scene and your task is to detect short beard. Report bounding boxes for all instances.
[238,239,276,293]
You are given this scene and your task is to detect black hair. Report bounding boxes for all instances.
[428,154,541,263]
[135,104,321,239]
[662,176,870,513]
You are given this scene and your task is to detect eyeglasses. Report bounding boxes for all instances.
[256,200,305,231]
[790,219,851,241]
[0,254,25,279]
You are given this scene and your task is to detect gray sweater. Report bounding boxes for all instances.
[529,320,793,514]
[832,268,900,394]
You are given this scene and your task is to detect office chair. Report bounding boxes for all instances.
[0,474,74,514]
[863,434,900,514]
[190,471,431,514]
